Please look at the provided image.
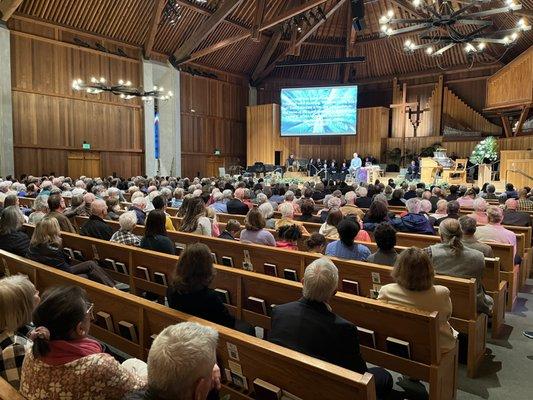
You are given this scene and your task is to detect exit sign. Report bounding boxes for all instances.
[82,143,91,150]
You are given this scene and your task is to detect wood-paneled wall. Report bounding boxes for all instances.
[247,104,389,165]
[9,17,144,178]
[180,72,248,178]
[486,46,533,110]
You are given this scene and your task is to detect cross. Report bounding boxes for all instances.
[407,95,430,138]
[390,82,417,165]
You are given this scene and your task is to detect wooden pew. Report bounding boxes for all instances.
[16,229,459,398]
[0,377,24,400]
[0,250,378,400]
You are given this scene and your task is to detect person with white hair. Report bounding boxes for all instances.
[283,190,301,214]
[28,195,49,225]
[502,198,531,227]
[110,211,141,246]
[275,202,309,234]
[124,322,220,400]
[390,197,434,235]
[0,206,31,257]
[420,199,436,226]
[269,257,393,399]
[258,202,276,229]
[354,186,372,208]
[430,199,448,220]
[80,199,114,240]
[40,181,53,196]
[340,191,364,219]
[130,196,147,225]
[466,198,488,224]
[171,187,185,208]
[475,206,517,257]
[209,191,227,213]
[319,196,342,222]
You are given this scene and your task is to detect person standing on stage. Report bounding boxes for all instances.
[287,154,296,172]
[349,153,362,180]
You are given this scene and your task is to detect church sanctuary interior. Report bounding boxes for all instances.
[1,0,533,399]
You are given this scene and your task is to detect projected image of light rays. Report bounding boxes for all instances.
[281,86,357,136]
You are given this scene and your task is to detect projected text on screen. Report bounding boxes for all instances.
[280,86,358,137]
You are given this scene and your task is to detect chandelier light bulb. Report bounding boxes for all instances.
[426,46,434,55]
[379,16,388,24]
[380,24,388,33]
[511,32,518,41]
[503,35,510,44]
[168,91,174,97]
[99,77,106,83]
[477,42,486,50]
[153,85,158,91]
[118,79,124,85]
[387,9,394,18]
[386,27,393,36]
[126,80,132,86]
[412,0,421,7]
[90,77,97,83]
[404,39,412,47]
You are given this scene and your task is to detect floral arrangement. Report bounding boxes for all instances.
[469,136,498,165]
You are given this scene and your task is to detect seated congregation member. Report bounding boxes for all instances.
[459,216,494,258]
[240,208,276,246]
[170,187,185,209]
[105,198,121,221]
[269,258,393,400]
[305,232,326,255]
[276,224,302,250]
[475,206,517,257]
[259,202,277,229]
[406,160,419,180]
[124,322,220,400]
[481,184,497,200]
[110,211,141,247]
[366,222,398,266]
[28,195,49,225]
[378,248,457,353]
[179,197,211,237]
[319,196,342,223]
[403,184,417,200]
[457,188,476,208]
[0,275,39,389]
[420,199,436,226]
[20,286,146,399]
[391,198,434,235]
[141,210,176,255]
[63,193,86,219]
[517,188,533,211]
[152,195,175,231]
[27,217,115,286]
[340,191,364,219]
[79,199,114,240]
[167,243,234,328]
[209,191,227,214]
[226,188,249,215]
[325,218,370,261]
[388,188,405,207]
[298,199,321,223]
[319,208,343,239]
[467,198,488,224]
[0,206,30,257]
[218,219,241,241]
[205,207,220,237]
[502,198,531,227]
[275,202,309,235]
[427,219,493,315]
[434,200,461,226]
[446,185,459,201]
[363,200,389,224]
[47,194,77,233]
[505,183,519,199]
[355,186,373,209]
[130,196,148,225]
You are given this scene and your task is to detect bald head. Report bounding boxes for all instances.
[505,198,518,210]
[91,199,107,218]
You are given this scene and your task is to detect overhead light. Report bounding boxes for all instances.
[379,16,389,24]
[404,39,412,47]
[464,43,476,53]
[387,9,394,18]
[426,46,434,55]
[412,0,422,7]
[477,42,486,51]
[380,24,388,33]
[511,32,519,41]
[386,27,393,36]
[73,77,173,102]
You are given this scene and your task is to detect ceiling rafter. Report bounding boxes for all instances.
[144,0,166,59]
[0,0,23,21]
[255,0,349,83]
[251,0,266,42]
[171,0,245,64]
[342,1,355,83]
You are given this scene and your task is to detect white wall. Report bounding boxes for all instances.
[0,23,14,177]
[142,60,181,177]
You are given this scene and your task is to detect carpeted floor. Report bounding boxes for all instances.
[388,279,533,399]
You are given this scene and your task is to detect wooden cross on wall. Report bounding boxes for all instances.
[390,82,417,164]
[407,95,430,137]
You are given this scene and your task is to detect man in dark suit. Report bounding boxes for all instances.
[226,188,249,215]
[269,258,393,400]
[503,199,531,226]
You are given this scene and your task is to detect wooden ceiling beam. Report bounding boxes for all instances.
[342,1,355,83]
[187,32,251,63]
[259,0,330,32]
[256,0,348,83]
[173,0,249,31]
[171,0,245,64]
[251,29,283,82]
[251,0,266,42]
[388,0,428,20]
[144,0,166,59]
[0,0,23,21]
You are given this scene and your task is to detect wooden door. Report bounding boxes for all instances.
[207,156,224,177]
[68,151,101,177]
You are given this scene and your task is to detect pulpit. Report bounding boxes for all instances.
[420,158,439,184]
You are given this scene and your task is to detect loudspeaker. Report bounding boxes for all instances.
[351,0,365,31]
[274,151,281,166]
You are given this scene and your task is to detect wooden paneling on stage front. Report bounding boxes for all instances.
[386,136,533,159]
[9,18,143,177]
[246,104,389,165]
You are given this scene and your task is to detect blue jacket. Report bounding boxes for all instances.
[391,213,435,235]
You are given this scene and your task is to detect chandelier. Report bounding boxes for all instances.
[379,0,531,58]
[72,77,173,102]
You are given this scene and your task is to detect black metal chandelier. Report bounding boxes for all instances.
[379,0,531,58]
[72,77,173,102]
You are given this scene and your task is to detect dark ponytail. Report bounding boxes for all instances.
[32,286,88,358]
